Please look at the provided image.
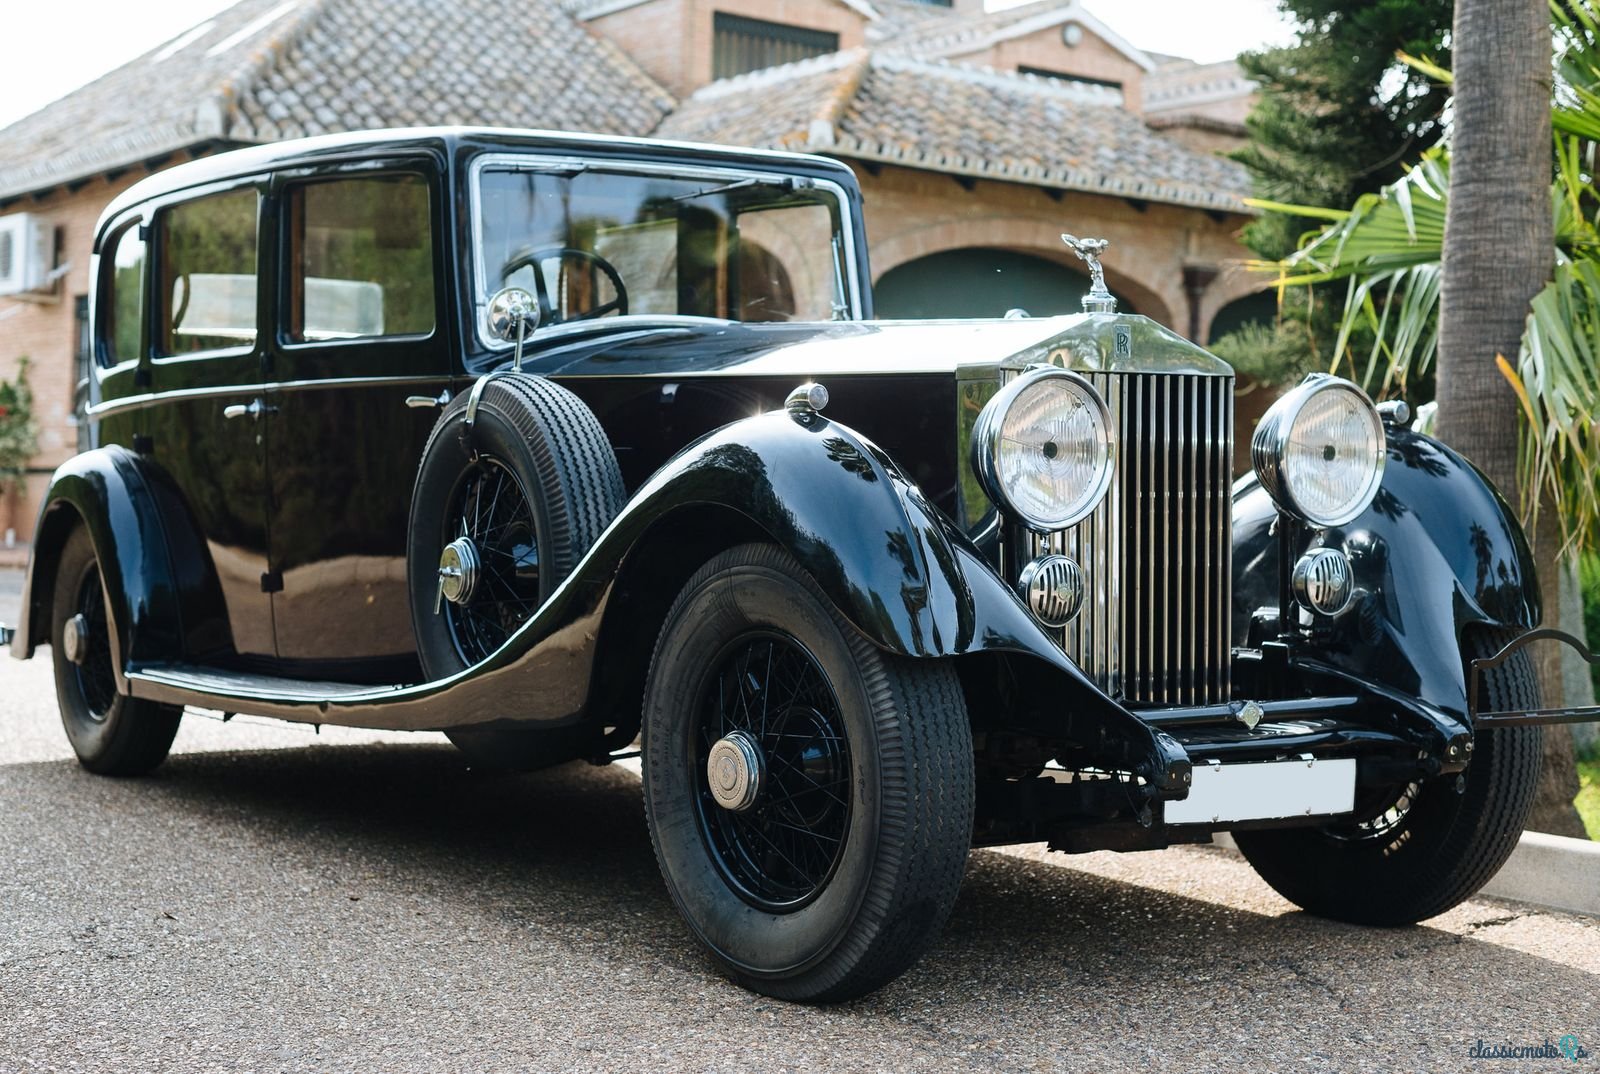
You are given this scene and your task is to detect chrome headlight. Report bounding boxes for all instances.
[972,369,1115,531]
[1251,374,1386,527]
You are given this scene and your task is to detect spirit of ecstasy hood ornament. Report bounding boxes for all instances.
[1061,234,1116,314]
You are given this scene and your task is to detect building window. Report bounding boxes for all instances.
[73,294,90,451]
[1019,66,1124,101]
[712,13,839,80]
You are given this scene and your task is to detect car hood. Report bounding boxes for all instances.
[528,313,1232,380]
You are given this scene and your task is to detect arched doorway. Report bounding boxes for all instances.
[873,248,1132,320]
[1208,289,1278,341]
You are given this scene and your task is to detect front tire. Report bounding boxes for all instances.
[1235,628,1541,924]
[643,544,974,1003]
[51,527,181,776]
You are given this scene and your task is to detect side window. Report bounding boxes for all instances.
[157,188,259,356]
[287,174,434,342]
[103,224,146,365]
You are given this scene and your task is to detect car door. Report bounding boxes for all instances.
[142,181,277,662]
[263,163,453,680]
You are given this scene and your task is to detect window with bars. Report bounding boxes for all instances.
[1018,66,1124,102]
[712,13,839,80]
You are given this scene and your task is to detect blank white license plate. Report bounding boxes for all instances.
[1164,757,1356,826]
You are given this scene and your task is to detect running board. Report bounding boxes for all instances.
[131,663,399,702]
[123,657,588,735]
[127,663,414,728]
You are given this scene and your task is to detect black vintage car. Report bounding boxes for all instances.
[4,128,1591,1002]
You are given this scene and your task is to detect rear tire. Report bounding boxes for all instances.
[1235,628,1541,924]
[51,527,181,776]
[642,543,974,1002]
[407,374,626,771]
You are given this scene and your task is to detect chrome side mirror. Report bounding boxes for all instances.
[487,287,539,371]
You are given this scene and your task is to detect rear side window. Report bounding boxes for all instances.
[103,224,146,364]
[287,174,434,342]
[157,188,259,356]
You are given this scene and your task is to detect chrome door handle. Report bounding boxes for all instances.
[405,389,453,409]
[223,398,276,421]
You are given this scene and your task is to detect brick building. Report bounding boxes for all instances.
[0,0,1261,547]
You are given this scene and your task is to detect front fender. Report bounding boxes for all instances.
[1232,424,1539,721]
[12,446,205,667]
[596,409,1189,791]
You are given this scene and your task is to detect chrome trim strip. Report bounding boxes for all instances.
[84,374,449,420]
[1200,377,1209,703]
[1133,375,1144,698]
[1166,376,1176,703]
[1223,377,1234,702]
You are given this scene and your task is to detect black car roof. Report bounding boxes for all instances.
[94,126,863,250]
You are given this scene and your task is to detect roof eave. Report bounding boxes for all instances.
[815,132,1253,214]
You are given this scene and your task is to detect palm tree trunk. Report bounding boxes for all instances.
[1438,0,1584,836]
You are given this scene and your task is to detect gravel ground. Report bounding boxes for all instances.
[2,582,1598,1072]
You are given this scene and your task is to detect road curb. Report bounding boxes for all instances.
[1213,830,1600,918]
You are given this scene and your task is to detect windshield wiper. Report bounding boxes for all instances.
[672,176,800,202]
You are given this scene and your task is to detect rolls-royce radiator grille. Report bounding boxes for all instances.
[1022,370,1234,705]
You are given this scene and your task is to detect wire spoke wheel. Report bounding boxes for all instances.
[443,455,541,664]
[1325,780,1423,845]
[693,631,852,912]
[73,564,117,720]
[50,527,181,775]
[643,544,974,1001]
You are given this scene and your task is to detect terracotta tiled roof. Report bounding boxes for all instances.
[1142,58,1256,115]
[564,0,878,20]
[871,0,1050,53]
[872,0,1154,71]
[864,0,968,46]
[0,0,673,200]
[656,51,1251,212]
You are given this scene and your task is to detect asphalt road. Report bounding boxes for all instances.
[2,572,1598,1071]
[1,566,20,627]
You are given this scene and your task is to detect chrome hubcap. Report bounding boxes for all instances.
[62,613,89,666]
[707,730,765,812]
[436,537,481,611]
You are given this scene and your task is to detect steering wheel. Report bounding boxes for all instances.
[500,246,629,326]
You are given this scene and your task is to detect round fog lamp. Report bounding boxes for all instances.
[1292,547,1355,616]
[1018,554,1084,627]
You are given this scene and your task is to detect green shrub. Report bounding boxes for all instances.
[0,357,39,492]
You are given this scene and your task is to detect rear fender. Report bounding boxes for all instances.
[12,447,225,668]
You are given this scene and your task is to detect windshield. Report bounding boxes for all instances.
[474,162,851,337]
